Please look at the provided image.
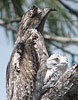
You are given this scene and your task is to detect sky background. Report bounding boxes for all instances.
[0,1,78,100]
[0,26,13,100]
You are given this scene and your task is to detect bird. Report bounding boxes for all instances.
[42,54,68,100]
[44,54,68,84]
[6,5,56,100]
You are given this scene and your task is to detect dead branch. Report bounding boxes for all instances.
[41,64,78,100]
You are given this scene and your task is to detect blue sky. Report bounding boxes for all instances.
[0,27,13,100]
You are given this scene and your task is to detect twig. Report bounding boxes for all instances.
[0,18,20,24]
[44,34,78,44]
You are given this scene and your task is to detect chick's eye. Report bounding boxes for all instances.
[54,58,59,62]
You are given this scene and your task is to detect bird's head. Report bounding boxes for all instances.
[47,54,68,73]
[18,5,56,34]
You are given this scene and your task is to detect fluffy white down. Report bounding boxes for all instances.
[44,54,68,84]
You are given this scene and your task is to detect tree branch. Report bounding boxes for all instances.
[44,34,78,44]
[41,64,78,100]
[0,19,20,32]
[0,18,20,24]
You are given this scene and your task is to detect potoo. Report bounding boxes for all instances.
[6,5,56,100]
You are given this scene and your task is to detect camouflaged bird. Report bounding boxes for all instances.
[6,5,56,100]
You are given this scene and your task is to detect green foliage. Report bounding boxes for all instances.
[11,0,24,17]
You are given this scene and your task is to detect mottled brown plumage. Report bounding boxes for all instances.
[6,5,56,100]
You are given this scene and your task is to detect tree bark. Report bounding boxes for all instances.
[41,65,78,100]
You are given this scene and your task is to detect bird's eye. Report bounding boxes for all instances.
[32,5,37,9]
[54,58,59,62]
[31,6,38,18]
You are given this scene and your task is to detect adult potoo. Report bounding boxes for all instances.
[6,5,56,100]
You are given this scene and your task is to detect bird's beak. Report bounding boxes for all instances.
[41,7,56,19]
[37,7,56,33]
